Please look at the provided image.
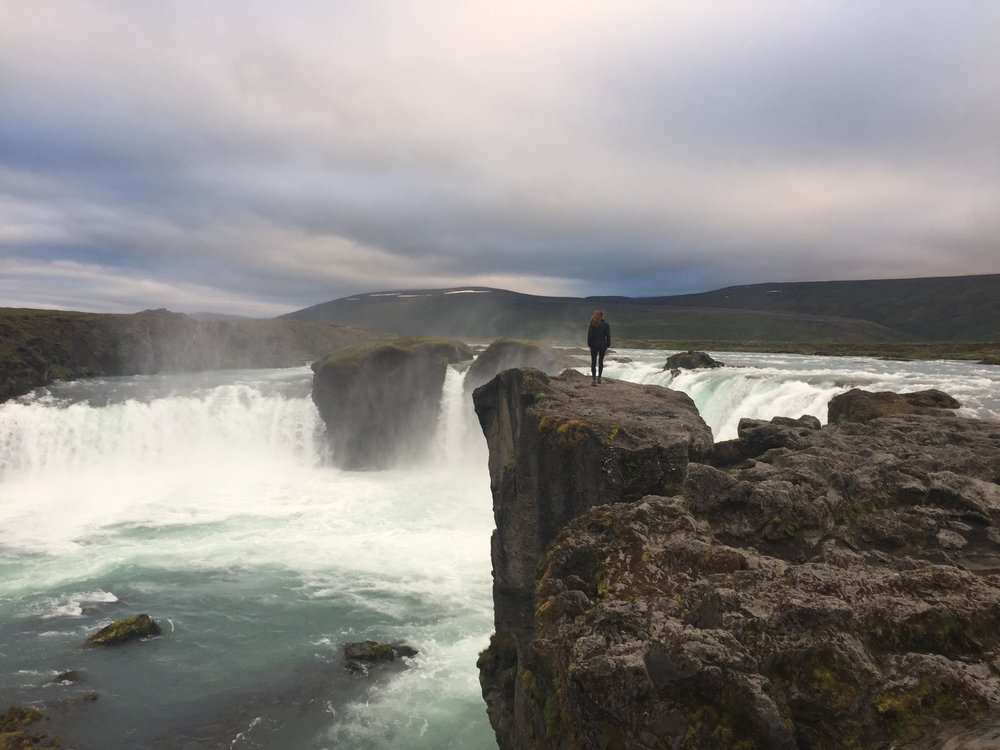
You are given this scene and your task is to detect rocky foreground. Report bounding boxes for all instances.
[473,369,1000,749]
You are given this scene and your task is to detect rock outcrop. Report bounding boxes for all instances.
[664,350,724,376]
[828,387,962,424]
[475,372,1000,749]
[472,368,713,745]
[0,705,61,749]
[465,338,565,392]
[312,337,473,469]
[343,640,419,677]
[0,307,389,402]
[85,613,162,646]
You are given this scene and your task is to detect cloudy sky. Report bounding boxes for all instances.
[2,2,998,316]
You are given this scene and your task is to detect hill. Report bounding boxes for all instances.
[640,274,1000,341]
[280,274,1000,343]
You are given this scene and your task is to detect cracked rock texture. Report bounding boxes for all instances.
[473,372,1000,749]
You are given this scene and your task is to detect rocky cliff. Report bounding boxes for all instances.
[312,337,473,469]
[0,307,388,402]
[473,373,1000,749]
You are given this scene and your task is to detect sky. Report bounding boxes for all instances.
[2,2,999,317]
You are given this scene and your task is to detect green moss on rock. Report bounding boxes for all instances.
[312,336,472,372]
[874,678,987,744]
[85,613,161,646]
[344,640,397,662]
[0,705,63,749]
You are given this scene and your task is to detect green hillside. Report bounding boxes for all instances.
[634,274,1000,341]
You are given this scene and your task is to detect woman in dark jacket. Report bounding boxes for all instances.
[587,310,611,385]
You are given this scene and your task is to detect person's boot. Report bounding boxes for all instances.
[597,375,602,384]
[592,375,597,386]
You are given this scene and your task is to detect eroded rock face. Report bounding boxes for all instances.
[475,376,1000,749]
[311,337,473,469]
[472,368,713,745]
[465,338,564,392]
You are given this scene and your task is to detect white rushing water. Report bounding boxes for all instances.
[1,352,998,748]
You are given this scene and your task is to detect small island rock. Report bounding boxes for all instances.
[664,350,724,375]
[84,613,161,646]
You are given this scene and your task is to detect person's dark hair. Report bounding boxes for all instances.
[589,310,604,328]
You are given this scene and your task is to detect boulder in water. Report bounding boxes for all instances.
[344,640,397,662]
[84,613,161,646]
[828,387,960,423]
[311,337,473,469]
[664,350,724,375]
[344,640,419,675]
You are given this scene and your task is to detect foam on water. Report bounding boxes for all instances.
[601,350,1000,440]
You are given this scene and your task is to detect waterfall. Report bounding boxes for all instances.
[434,365,487,469]
[0,382,325,481]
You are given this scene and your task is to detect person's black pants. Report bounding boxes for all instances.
[590,347,606,378]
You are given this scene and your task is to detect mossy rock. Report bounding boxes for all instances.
[343,640,414,663]
[85,613,161,646]
[0,705,63,749]
[0,708,42,735]
[827,388,960,424]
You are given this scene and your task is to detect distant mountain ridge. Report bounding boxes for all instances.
[279,274,1000,343]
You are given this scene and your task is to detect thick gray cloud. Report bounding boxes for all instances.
[1,1,998,315]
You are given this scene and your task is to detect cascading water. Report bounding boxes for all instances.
[1,353,998,748]
[599,350,1000,440]
[0,366,496,749]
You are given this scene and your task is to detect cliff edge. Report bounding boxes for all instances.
[474,372,1000,749]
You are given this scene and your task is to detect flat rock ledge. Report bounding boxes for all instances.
[828,387,962,424]
[475,371,1000,749]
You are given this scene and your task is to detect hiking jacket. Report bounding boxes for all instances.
[588,320,611,349]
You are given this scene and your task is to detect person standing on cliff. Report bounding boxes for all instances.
[587,309,611,386]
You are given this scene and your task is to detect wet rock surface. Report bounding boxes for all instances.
[0,705,61,749]
[475,375,1000,749]
[84,613,162,647]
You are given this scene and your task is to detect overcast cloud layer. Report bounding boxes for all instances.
[2,1,998,316]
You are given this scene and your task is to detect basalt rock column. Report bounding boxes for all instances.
[472,368,712,746]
